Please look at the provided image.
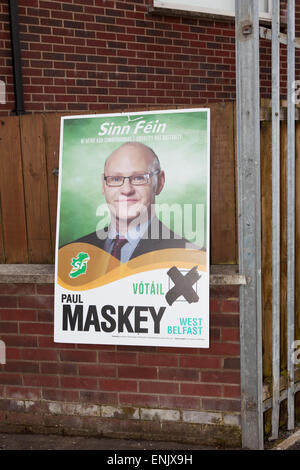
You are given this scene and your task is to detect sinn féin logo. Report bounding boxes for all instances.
[69,252,90,279]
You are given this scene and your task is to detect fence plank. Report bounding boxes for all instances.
[43,113,61,259]
[20,114,52,263]
[0,116,28,263]
[262,121,289,382]
[280,122,288,375]
[271,0,281,439]
[261,120,273,380]
[287,0,296,431]
[0,206,4,263]
[210,102,237,265]
[296,122,300,348]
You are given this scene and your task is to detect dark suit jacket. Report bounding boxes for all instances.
[64,217,200,261]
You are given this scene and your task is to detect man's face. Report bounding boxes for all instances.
[102,144,165,229]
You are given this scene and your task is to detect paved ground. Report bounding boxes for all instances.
[0,429,299,451]
[265,426,300,451]
[287,441,300,450]
[0,433,222,451]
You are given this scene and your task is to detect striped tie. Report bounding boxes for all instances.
[111,235,128,260]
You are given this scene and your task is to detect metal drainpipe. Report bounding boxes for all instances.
[8,0,25,115]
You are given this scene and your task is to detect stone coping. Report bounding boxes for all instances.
[0,264,246,286]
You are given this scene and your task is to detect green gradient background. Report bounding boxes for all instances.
[58,110,209,249]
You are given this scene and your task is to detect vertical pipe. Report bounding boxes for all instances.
[8,0,25,115]
[271,0,281,441]
[287,0,295,431]
[235,0,264,450]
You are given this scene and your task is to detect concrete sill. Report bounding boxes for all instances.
[0,264,245,286]
[148,6,272,25]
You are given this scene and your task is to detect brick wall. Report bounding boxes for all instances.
[0,0,299,115]
[0,0,298,448]
[0,273,241,446]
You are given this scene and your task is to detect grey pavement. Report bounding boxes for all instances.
[0,432,223,451]
[287,441,300,450]
[1,430,299,451]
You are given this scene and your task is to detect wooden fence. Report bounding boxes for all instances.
[0,102,299,383]
[0,103,238,266]
[261,114,300,383]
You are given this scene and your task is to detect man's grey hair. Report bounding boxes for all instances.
[104,141,161,173]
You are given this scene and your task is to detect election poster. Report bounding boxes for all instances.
[54,108,210,348]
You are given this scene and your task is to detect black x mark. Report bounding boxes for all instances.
[165,266,201,306]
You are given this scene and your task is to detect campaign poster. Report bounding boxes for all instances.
[54,109,210,348]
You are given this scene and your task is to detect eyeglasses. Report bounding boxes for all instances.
[104,170,160,187]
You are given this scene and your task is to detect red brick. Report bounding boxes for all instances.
[99,378,137,392]
[179,356,222,369]
[64,36,85,46]
[42,388,80,402]
[211,313,239,328]
[5,348,21,360]
[119,393,159,408]
[159,367,199,382]
[1,335,37,347]
[156,347,198,355]
[199,342,240,357]
[222,328,240,342]
[0,322,18,333]
[79,390,118,405]
[27,7,50,18]
[37,310,53,322]
[5,386,41,400]
[19,322,53,335]
[18,295,54,309]
[0,296,18,308]
[3,361,39,373]
[59,350,97,363]
[181,383,222,397]
[36,284,54,295]
[21,348,58,361]
[23,374,59,387]
[19,0,39,7]
[38,337,72,348]
[0,398,24,411]
[210,328,221,341]
[98,351,137,364]
[201,371,240,385]
[78,343,112,351]
[221,300,240,313]
[43,413,83,430]
[0,284,36,295]
[210,286,239,299]
[60,376,97,390]
[140,381,179,395]
[51,10,73,20]
[223,358,240,369]
[78,364,116,377]
[118,366,157,380]
[223,385,241,399]
[138,353,178,367]
[202,398,241,412]
[0,374,22,385]
[41,362,77,375]
[159,395,200,410]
